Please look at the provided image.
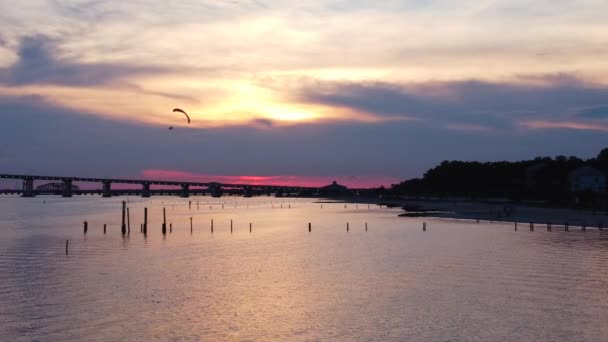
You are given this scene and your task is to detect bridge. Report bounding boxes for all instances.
[0,174,323,198]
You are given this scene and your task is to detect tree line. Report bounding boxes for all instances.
[388,148,608,205]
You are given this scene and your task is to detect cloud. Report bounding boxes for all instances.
[576,106,608,119]
[0,35,165,86]
[296,82,423,119]
[0,93,427,179]
[295,76,608,130]
[518,120,608,132]
[250,118,275,128]
[443,123,495,133]
[1,91,607,182]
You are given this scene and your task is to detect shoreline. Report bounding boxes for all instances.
[394,198,608,228]
[315,195,608,228]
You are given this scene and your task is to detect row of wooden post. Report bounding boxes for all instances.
[306,222,372,232]
[84,203,146,235]
[82,202,606,238]
[513,221,604,232]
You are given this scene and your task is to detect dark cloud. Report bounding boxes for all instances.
[298,82,423,118]
[1,92,607,181]
[576,106,608,119]
[0,35,164,86]
[250,118,275,128]
[297,76,608,129]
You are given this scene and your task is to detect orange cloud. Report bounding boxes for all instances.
[518,120,608,132]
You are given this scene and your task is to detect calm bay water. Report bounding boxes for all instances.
[1,196,608,341]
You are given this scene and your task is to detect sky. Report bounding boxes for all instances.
[1,0,608,188]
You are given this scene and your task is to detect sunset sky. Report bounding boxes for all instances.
[1,0,608,187]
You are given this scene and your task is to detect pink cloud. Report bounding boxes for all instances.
[518,120,608,132]
[141,169,400,188]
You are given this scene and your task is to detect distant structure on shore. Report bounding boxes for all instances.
[319,181,351,196]
[568,166,606,193]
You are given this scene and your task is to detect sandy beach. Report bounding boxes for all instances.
[394,198,608,229]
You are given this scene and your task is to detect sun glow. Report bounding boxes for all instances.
[264,108,318,122]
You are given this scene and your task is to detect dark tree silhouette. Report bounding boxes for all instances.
[390,148,606,206]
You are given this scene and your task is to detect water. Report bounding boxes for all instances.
[1,196,608,341]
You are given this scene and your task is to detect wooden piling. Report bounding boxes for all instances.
[197,201,199,210]
[170,223,172,233]
[423,222,427,232]
[547,222,552,232]
[211,219,214,233]
[190,217,193,233]
[249,222,252,233]
[65,240,69,255]
[565,222,569,232]
[514,222,517,231]
[143,207,148,235]
[230,219,233,233]
[121,201,127,235]
[308,222,311,232]
[162,207,167,235]
[84,220,88,234]
[347,222,350,232]
[140,223,143,233]
[189,201,192,210]
[365,222,368,232]
[104,224,107,234]
[530,222,534,232]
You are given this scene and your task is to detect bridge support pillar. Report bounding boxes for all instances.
[22,178,35,197]
[102,181,112,198]
[142,183,151,198]
[180,184,190,198]
[62,179,73,197]
[243,186,253,198]
[210,185,223,198]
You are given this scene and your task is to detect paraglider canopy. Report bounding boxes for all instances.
[172,108,191,124]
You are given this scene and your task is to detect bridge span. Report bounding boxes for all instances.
[0,174,321,198]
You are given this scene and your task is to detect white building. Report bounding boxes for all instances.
[568,166,606,193]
